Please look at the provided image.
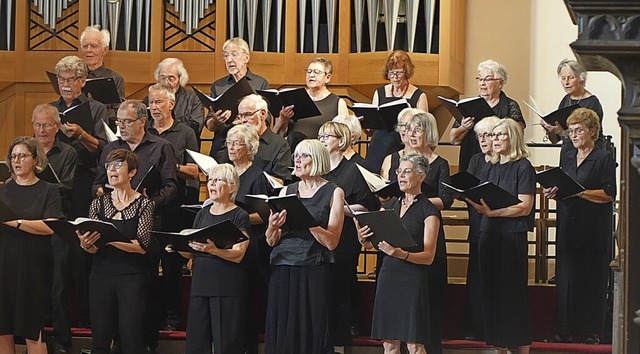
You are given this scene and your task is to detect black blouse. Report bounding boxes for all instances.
[191,206,251,296]
[556,145,616,251]
[466,152,490,242]
[479,158,536,233]
[390,153,453,209]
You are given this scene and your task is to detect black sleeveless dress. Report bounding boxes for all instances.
[265,182,338,354]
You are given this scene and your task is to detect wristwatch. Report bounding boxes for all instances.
[176,164,180,172]
[16,219,22,229]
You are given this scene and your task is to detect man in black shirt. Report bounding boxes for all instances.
[80,25,126,127]
[93,100,177,207]
[147,83,199,332]
[236,94,291,183]
[151,58,204,140]
[32,104,80,354]
[50,55,109,218]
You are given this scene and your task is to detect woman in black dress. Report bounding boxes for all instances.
[541,59,605,157]
[179,163,251,354]
[357,153,441,354]
[460,116,501,340]
[77,149,155,354]
[467,118,535,354]
[319,122,380,353]
[226,123,272,354]
[265,139,345,354]
[543,108,615,344]
[274,57,349,150]
[365,50,429,174]
[450,59,526,172]
[0,136,62,354]
[380,111,451,354]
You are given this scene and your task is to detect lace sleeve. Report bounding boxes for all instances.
[88,197,101,220]
[135,198,155,248]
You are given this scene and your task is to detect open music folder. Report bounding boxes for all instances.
[536,166,585,200]
[354,209,418,250]
[191,77,254,118]
[257,87,322,120]
[59,100,94,134]
[153,219,249,253]
[442,181,521,210]
[44,218,131,247]
[244,194,319,230]
[350,99,410,131]
[522,97,579,130]
[437,95,495,124]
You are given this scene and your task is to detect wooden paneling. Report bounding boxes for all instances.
[0,0,466,151]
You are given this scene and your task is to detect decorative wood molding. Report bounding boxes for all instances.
[29,0,78,51]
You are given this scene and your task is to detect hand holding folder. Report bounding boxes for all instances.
[354,209,418,250]
[442,181,521,210]
[153,219,248,253]
[243,194,318,231]
[536,167,585,199]
[44,218,131,247]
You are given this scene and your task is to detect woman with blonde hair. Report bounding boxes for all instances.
[265,139,345,354]
[467,118,536,354]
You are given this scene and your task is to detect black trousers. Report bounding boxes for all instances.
[462,241,484,338]
[89,272,148,354]
[50,235,72,347]
[185,296,248,354]
[331,252,359,346]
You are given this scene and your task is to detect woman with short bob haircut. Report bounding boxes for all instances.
[265,139,345,354]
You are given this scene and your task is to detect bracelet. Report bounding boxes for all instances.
[358,238,366,245]
[77,131,86,140]
[403,251,410,261]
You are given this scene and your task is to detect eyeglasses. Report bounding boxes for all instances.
[396,123,408,131]
[407,127,424,136]
[223,51,243,60]
[237,109,260,120]
[387,70,405,78]
[105,161,125,170]
[475,76,502,83]
[159,75,179,84]
[304,69,327,76]
[476,132,491,140]
[395,168,416,176]
[567,127,586,136]
[317,134,338,140]
[33,122,57,130]
[10,153,33,162]
[57,76,83,85]
[225,140,247,147]
[116,118,141,127]
[490,132,509,140]
[292,152,312,160]
[208,177,229,184]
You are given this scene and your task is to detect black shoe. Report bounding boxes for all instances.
[80,350,92,354]
[544,334,569,343]
[547,276,556,284]
[145,346,157,354]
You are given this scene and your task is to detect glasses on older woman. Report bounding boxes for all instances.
[490,132,509,140]
[292,152,312,161]
[208,177,229,184]
[105,161,125,170]
[567,127,586,136]
[387,70,405,78]
[475,76,502,83]
[395,168,417,176]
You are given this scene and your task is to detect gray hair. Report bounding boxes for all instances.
[32,104,61,124]
[240,93,269,112]
[407,112,439,147]
[227,124,260,160]
[332,114,362,144]
[556,58,587,83]
[80,25,110,48]
[223,38,250,55]
[477,59,508,85]
[118,100,148,121]
[154,58,189,87]
[208,163,240,201]
[148,83,176,102]
[399,153,429,175]
[55,55,86,78]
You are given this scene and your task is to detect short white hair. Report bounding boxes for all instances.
[80,25,110,48]
[154,58,189,87]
